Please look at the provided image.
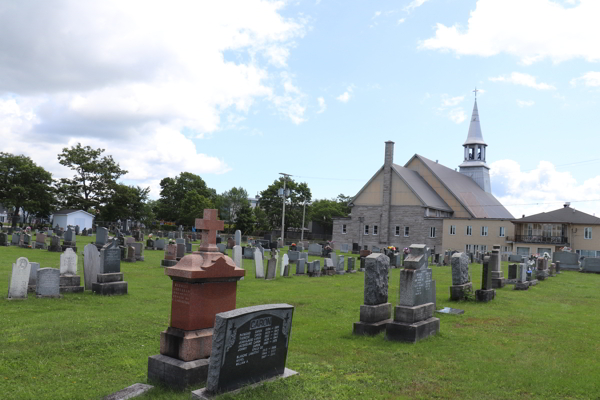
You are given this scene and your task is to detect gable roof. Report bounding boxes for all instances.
[513,206,600,225]
[350,166,384,205]
[54,209,95,217]
[405,154,514,219]
[391,164,453,212]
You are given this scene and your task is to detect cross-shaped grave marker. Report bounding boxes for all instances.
[195,209,224,252]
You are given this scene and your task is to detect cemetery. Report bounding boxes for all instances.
[1,224,600,400]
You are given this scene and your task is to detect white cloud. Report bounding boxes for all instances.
[405,0,430,13]
[0,0,307,196]
[448,108,466,124]
[317,97,327,113]
[516,100,535,107]
[420,0,600,65]
[489,72,555,90]
[570,71,600,87]
[397,18,406,24]
[491,159,600,218]
[336,86,354,103]
[441,94,465,107]
[373,11,382,18]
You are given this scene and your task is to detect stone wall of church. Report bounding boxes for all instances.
[332,205,443,253]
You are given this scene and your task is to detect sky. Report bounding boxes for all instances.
[2,0,600,219]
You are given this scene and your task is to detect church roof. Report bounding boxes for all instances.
[391,164,453,212]
[407,155,514,219]
[513,206,600,225]
[463,100,487,146]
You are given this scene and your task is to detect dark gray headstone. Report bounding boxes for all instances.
[205,304,294,395]
[28,262,40,286]
[451,252,469,285]
[508,264,518,279]
[101,240,121,273]
[347,257,355,271]
[36,268,60,297]
[364,253,389,305]
[296,259,306,274]
[581,257,600,272]
[96,227,108,245]
[399,268,433,307]
[155,239,165,250]
[481,256,492,290]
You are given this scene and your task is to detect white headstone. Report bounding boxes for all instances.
[254,249,264,279]
[60,248,78,275]
[9,257,31,299]
[84,244,101,290]
[232,245,242,270]
[235,230,241,246]
[281,254,289,277]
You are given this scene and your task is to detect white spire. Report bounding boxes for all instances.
[463,100,487,146]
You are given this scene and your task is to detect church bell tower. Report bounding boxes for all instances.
[459,90,491,193]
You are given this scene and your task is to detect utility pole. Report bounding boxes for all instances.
[279,173,291,247]
[300,200,307,242]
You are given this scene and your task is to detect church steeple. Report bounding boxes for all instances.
[459,91,491,193]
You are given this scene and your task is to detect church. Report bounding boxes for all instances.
[332,98,515,258]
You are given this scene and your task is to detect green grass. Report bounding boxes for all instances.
[1,235,600,399]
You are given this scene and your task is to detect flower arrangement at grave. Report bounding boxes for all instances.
[403,247,410,255]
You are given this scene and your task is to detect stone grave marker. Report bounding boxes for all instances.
[192,304,296,399]
[581,257,600,273]
[93,240,128,295]
[131,242,144,261]
[11,233,20,245]
[217,243,226,254]
[372,245,380,253]
[48,236,61,252]
[308,243,322,256]
[176,243,185,260]
[450,252,472,301]
[475,256,495,302]
[353,253,392,335]
[96,227,108,247]
[490,249,506,288]
[155,239,166,251]
[161,244,178,267]
[340,243,349,253]
[508,264,518,282]
[84,244,101,290]
[36,268,60,298]
[346,257,356,273]
[514,263,529,290]
[288,250,299,263]
[233,245,242,270]
[176,238,185,245]
[243,246,255,259]
[282,254,290,277]
[254,248,264,279]
[266,251,277,280]
[336,255,345,275]
[235,230,241,246]
[28,262,40,291]
[295,259,306,275]
[552,251,579,270]
[35,233,47,249]
[8,257,31,299]
[60,248,77,275]
[0,232,8,246]
[386,244,439,342]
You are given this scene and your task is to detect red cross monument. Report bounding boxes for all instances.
[195,209,224,252]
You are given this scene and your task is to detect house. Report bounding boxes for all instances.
[52,209,95,230]
[510,204,600,257]
[331,98,515,257]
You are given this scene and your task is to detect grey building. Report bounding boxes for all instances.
[332,98,514,255]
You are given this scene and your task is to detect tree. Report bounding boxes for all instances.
[155,172,216,225]
[99,184,151,223]
[309,198,349,232]
[253,205,269,232]
[220,187,249,232]
[0,152,56,227]
[180,190,213,227]
[57,143,127,210]
[258,177,311,233]
[234,202,256,234]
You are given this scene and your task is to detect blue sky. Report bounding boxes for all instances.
[2,0,600,218]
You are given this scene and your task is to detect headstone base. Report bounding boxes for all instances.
[136,256,145,261]
[161,259,178,267]
[60,286,84,293]
[353,319,391,336]
[529,279,539,286]
[147,354,209,391]
[34,243,47,250]
[358,268,365,272]
[61,244,77,253]
[36,293,62,299]
[335,270,345,275]
[191,368,298,400]
[491,278,506,289]
[475,289,496,302]
[59,275,84,293]
[514,282,529,290]
[160,327,213,362]
[449,282,472,301]
[536,270,549,280]
[92,281,128,295]
[385,317,440,343]
[97,273,124,283]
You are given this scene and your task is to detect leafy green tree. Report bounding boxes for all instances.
[180,190,213,227]
[57,143,127,210]
[253,205,269,231]
[220,187,249,232]
[0,152,56,227]
[99,184,151,222]
[234,202,256,234]
[258,177,311,232]
[308,198,349,232]
[155,172,216,224]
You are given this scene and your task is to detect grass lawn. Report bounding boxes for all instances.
[1,234,600,400]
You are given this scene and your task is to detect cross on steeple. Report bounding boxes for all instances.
[195,209,224,252]
[473,87,479,99]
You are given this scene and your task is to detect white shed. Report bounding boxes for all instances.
[53,209,95,230]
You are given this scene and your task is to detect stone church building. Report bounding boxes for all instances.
[332,99,515,257]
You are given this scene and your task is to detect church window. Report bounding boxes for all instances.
[373,225,378,235]
[499,227,505,237]
[395,226,400,236]
[404,227,409,237]
[450,225,456,235]
[481,226,488,236]
[585,227,593,239]
[465,244,472,253]
[342,224,347,234]
[430,227,436,238]
[364,225,369,235]
[481,245,487,252]
[466,226,472,236]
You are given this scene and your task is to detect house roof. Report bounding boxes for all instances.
[513,206,600,225]
[54,209,95,217]
[391,164,453,212]
[406,154,514,219]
